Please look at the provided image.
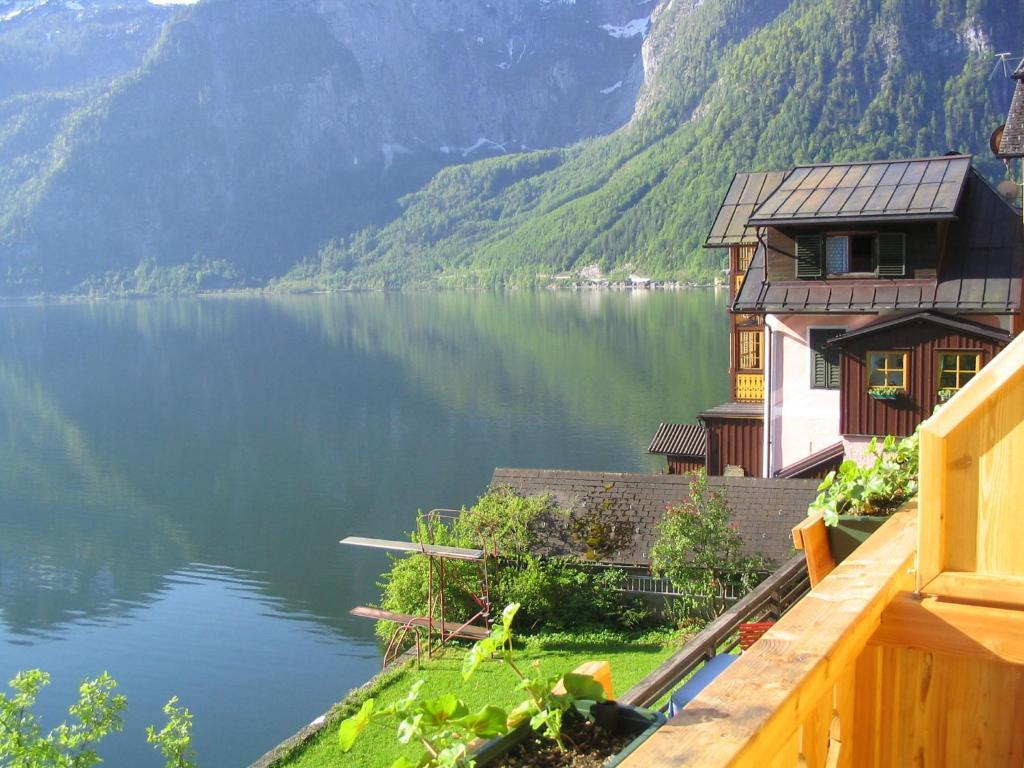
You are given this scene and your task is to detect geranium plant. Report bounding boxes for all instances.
[868,385,902,399]
[809,430,919,527]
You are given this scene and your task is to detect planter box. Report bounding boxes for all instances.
[826,514,890,562]
[868,390,900,400]
[472,700,665,767]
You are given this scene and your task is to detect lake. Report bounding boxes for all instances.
[0,290,728,766]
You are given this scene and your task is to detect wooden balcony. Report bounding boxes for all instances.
[621,331,1024,767]
[734,373,763,402]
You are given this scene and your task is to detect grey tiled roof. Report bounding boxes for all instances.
[699,402,763,420]
[998,80,1024,159]
[748,156,971,226]
[490,468,818,567]
[705,171,787,247]
[734,171,1024,314]
[647,423,706,457]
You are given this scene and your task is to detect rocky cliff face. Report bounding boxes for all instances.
[0,0,652,293]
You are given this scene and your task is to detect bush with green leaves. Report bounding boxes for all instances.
[809,430,920,527]
[376,488,648,639]
[650,471,768,620]
[0,670,196,768]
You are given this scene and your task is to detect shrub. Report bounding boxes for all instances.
[809,430,919,526]
[0,670,195,768]
[375,488,648,638]
[650,471,768,620]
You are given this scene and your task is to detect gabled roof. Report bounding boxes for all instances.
[748,156,971,226]
[824,312,1011,346]
[705,171,787,247]
[491,468,818,566]
[998,79,1024,159]
[733,171,1024,314]
[647,423,706,457]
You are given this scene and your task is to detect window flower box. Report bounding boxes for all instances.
[868,386,901,400]
[937,387,957,403]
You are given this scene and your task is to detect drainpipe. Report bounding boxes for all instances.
[764,322,773,478]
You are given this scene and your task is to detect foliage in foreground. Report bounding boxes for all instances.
[650,471,768,620]
[376,487,651,641]
[809,430,920,526]
[340,604,607,767]
[0,670,196,768]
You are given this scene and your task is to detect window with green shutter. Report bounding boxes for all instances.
[809,328,844,390]
[877,232,906,276]
[795,235,823,278]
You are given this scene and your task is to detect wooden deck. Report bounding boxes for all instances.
[620,332,1024,767]
[349,606,490,640]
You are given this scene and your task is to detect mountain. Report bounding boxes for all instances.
[0,0,1020,295]
[0,0,648,294]
[290,0,1021,289]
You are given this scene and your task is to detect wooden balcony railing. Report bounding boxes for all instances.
[620,331,1024,767]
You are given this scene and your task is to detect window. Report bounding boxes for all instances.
[735,245,755,272]
[868,351,908,389]
[738,330,763,370]
[825,234,875,274]
[809,328,844,389]
[795,232,905,278]
[938,352,981,390]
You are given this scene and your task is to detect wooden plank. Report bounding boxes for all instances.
[616,509,917,768]
[924,571,1024,610]
[618,556,808,708]
[791,513,836,587]
[871,591,1024,663]
[916,428,945,590]
[340,536,486,560]
[349,606,489,639]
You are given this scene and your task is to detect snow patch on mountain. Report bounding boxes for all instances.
[601,17,649,38]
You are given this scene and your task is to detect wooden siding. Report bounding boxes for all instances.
[666,456,705,475]
[839,324,1008,436]
[764,223,939,283]
[704,416,763,477]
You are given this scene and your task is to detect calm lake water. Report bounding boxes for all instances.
[0,291,728,766]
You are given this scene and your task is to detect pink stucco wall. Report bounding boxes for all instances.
[764,313,876,475]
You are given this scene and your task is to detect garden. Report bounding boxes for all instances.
[271,473,769,768]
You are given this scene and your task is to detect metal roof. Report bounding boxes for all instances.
[699,402,764,420]
[748,156,971,226]
[998,80,1024,159]
[823,312,1011,346]
[647,423,706,457]
[734,171,1024,314]
[705,171,787,247]
[774,442,844,480]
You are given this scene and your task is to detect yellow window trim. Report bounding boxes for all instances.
[867,350,909,391]
[936,350,982,390]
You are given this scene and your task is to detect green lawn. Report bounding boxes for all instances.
[276,629,681,768]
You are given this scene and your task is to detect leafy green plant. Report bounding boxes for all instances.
[0,670,195,768]
[462,604,605,752]
[868,385,903,399]
[937,387,957,402]
[337,680,508,768]
[809,430,920,527]
[649,472,768,620]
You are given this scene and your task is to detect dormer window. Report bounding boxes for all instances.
[796,232,906,278]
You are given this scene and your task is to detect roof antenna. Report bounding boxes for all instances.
[991,51,1017,79]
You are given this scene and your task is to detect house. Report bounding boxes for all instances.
[702,154,1023,477]
[646,422,706,474]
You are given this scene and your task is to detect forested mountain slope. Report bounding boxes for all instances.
[0,0,646,294]
[0,0,1019,294]
[290,0,1020,289]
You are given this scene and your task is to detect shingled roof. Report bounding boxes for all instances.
[748,156,971,226]
[490,468,818,567]
[998,79,1024,159]
[647,423,706,457]
[734,170,1024,314]
[705,171,787,247]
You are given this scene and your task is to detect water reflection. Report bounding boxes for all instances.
[0,292,727,764]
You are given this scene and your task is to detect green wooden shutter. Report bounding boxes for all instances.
[810,329,843,390]
[877,232,906,276]
[813,344,829,388]
[795,235,823,278]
